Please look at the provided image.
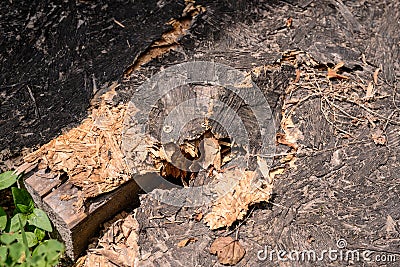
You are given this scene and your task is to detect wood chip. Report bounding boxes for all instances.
[365,81,374,99]
[327,62,348,80]
[373,67,381,85]
[22,88,131,200]
[371,128,386,145]
[177,237,197,248]
[193,211,203,222]
[204,170,273,229]
[202,135,221,170]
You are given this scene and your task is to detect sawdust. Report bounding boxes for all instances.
[77,211,140,267]
[204,170,273,230]
[20,87,130,200]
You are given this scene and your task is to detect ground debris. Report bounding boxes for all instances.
[177,237,197,248]
[204,170,273,230]
[371,128,386,145]
[77,211,140,267]
[326,62,349,80]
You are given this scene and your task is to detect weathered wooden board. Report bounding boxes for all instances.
[24,172,140,260]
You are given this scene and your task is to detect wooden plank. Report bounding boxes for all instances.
[24,169,62,197]
[24,173,140,260]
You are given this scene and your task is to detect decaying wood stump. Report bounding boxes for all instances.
[121,62,276,209]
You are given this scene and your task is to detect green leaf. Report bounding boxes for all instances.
[27,209,52,232]
[7,234,37,253]
[0,171,18,190]
[0,207,7,231]
[0,245,7,262]
[34,228,46,242]
[16,232,38,248]
[11,188,34,214]
[8,242,25,263]
[32,239,64,266]
[30,254,46,267]
[0,232,19,245]
[9,214,27,233]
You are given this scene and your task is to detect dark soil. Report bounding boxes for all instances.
[0,0,185,160]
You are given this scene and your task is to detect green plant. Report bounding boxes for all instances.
[0,171,64,266]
